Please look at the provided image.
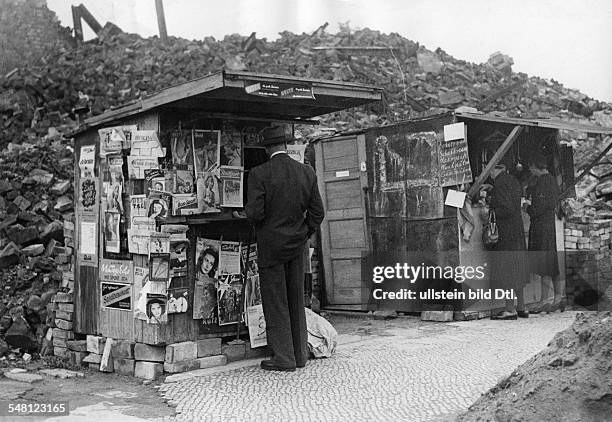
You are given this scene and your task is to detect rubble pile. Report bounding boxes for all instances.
[457,312,612,422]
[0,137,75,362]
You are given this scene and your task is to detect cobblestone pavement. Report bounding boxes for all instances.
[153,312,576,422]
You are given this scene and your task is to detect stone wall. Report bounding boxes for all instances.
[0,0,72,75]
[564,218,612,309]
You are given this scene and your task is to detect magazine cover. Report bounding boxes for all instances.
[220,129,242,166]
[167,289,190,314]
[217,274,244,325]
[147,190,172,221]
[219,166,243,207]
[247,304,267,348]
[172,193,199,216]
[144,169,167,193]
[195,237,220,278]
[196,172,221,213]
[172,168,194,194]
[79,177,98,215]
[134,266,166,321]
[149,253,170,282]
[193,276,218,325]
[149,232,170,255]
[219,241,241,275]
[192,129,220,174]
[145,293,168,324]
[169,238,189,278]
[171,129,194,168]
[103,211,121,253]
[104,155,124,214]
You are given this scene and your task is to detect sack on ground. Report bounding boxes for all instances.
[305,307,337,358]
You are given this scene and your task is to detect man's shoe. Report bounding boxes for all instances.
[517,310,529,318]
[260,360,296,372]
[296,362,306,368]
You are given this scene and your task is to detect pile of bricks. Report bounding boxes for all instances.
[50,291,74,358]
[564,217,612,307]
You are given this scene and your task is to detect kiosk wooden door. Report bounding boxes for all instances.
[315,135,370,307]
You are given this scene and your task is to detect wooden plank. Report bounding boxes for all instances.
[314,141,334,306]
[467,125,523,198]
[330,249,369,260]
[325,179,362,210]
[77,4,102,35]
[323,138,358,160]
[322,173,360,183]
[329,219,366,249]
[154,0,168,44]
[141,73,224,112]
[71,5,83,41]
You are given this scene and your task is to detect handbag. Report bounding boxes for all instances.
[482,209,499,247]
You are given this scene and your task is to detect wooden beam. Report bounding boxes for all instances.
[467,125,523,198]
[71,5,83,41]
[77,4,102,35]
[155,0,168,44]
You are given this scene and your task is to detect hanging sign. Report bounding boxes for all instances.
[439,123,473,187]
[101,282,132,310]
[244,80,315,100]
[100,259,133,284]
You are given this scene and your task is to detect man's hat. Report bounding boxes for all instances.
[260,125,293,146]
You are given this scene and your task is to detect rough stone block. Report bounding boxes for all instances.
[113,358,136,376]
[421,311,454,322]
[83,353,102,364]
[196,338,222,358]
[134,343,165,362]
[112,340,135,359]
[135,361,163,380]
[87,335,105,354]
[21,244,44,257]
[165,341,197,363]
[52,337,67,348]
[163,359,200,374]
[52,328,74,340]
[66,350,88,367]
[53,292,73,303]
[58,303,74,312]
[6,225,39,245]
[55,310,73,321]
[54,318,72,331]
[50,180,71,196]
[222,343,246,362]
[53,346,68,358]
[198,355,227,369]
[66,340,87,352]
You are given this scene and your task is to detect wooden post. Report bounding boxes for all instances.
[72,5,83,41]
[467,125,523,198]
[155,0,169,44]
[78,4,103,36]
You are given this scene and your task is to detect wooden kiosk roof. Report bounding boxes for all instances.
[77,70,383,132]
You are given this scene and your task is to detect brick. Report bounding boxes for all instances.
[221,343,246,362]
[63,221,75,232]
[421,310,454,322]
[53,346,68,358]
[52,328,74,340]
[112,340,135,359]
[113,358,136,376]
[134,343,165,362]
[198,355,227,369]
[66,350,88,367]
[58,303,74,312]
[55,318,72,331]
[87,335,105,354]
[66,340,87,352]
[165,341,197,363]
[565,236,578,242]
[55,310,73,321]
[83,353,102,364]
[196,338,222,358]
[135,361,163,380]
[163,359,200,374]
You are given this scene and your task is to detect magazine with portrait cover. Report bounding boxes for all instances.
[147,190,172,221]
[192,129,220,174]
[196,171,221,213]
[247,304,267,348]
[103,211,121,253]
[193,275,218,325]
[220,128,242,166]
[195,237,220,279]
[145,293,168,324]
[217,273,244,325]
[219,166,243,208]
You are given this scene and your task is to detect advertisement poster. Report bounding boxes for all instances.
[98,127,125,156]
[79,177,98,215]
[79,220,97,267]
[127,156,160,179]
[217,274,244,325]
[196,172,221,213]
[219,166,243,207]
[145,293,168,324]
[193,130,221,174]
[79,145,96,178]
[101,282,132,311]
[247,304,267,348]
[100,259,133,284]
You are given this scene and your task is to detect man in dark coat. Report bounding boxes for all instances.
[245,125,325,371]
[489,164,529,319]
